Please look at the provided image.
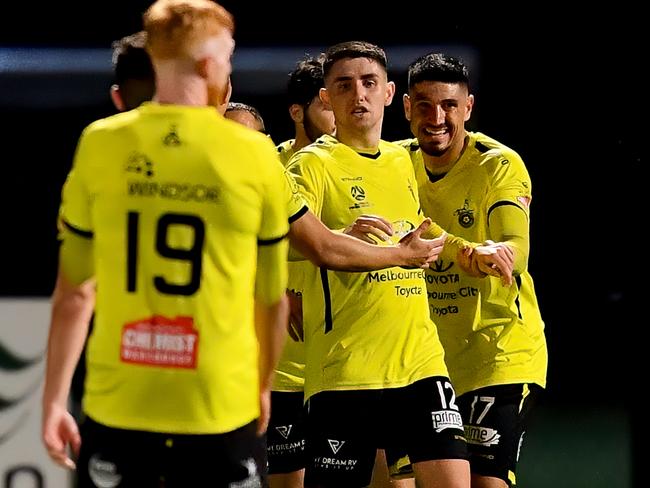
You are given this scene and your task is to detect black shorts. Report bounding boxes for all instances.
[304,376,467,488]
[386,383,543,486]
[457,383,543,486]
[267,391,307,474]
[76,416,267,488]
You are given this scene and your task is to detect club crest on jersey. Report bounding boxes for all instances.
[454,199,474,228]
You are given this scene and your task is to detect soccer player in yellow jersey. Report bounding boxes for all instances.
[276,55,336,168]
[288,41,471,488]
[225,101,267,133]
[42,1,290,486]
[396,53,548,488]
[270,54,336,488]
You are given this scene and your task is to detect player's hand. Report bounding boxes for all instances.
[286,289,303,342]
[457,241,514,286]
[42,402,81,470]
[398,218,446,269]
[344,214,393,243]
[257,388,271,436]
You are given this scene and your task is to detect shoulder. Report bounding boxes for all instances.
[289,135,337,167]
[80,111,137,139]
[392,137,419,154]
[275,139,295,166]
[299,134,338,157]
[276,139,295,154]
[379,140,414,167]
[471,132,526,171]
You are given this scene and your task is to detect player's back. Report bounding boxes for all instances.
[62,102,286,434]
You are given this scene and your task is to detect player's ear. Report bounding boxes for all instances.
[464,94,475,122]
[319,87,332,111]
[110,85,126,112]
[403,93,411,122]
[195,57,211,80]
[289,104,303,124]
[384,81,396,106]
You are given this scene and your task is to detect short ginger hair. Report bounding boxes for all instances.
[143,0,234,60]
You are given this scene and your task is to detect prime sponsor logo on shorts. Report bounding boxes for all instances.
[465,425,501,446]
[431,410,463,432]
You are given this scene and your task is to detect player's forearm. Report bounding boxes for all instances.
[488,204,530,275]
[289,212,406,271]
[254,295,289,392]
[422,220,473,254]
[43,273,95,409]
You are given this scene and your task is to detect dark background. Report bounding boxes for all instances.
[1,3,642,482]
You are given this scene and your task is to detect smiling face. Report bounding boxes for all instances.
[403,80,473,159]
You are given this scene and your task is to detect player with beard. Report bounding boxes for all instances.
[395,52,547,488]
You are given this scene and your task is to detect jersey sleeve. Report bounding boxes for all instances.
[256,144,291,304]
[59,231,95,285]
[59,126,95,235]
[282,167,309,223]
[485,151,532,218]
[286,150,325,218]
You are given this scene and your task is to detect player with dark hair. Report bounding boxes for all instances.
[289,40,473,488]
[396,52,547,488]
[109,31,155,111]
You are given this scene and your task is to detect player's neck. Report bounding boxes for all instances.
[292,128,312,152]
[423,133,469,175]
[336,125,381,153]
[153,67,208,106]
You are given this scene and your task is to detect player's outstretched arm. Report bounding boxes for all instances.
[289,211,442,271]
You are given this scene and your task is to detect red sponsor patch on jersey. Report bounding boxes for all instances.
[121,315,199,369]
[517,196,531,209]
